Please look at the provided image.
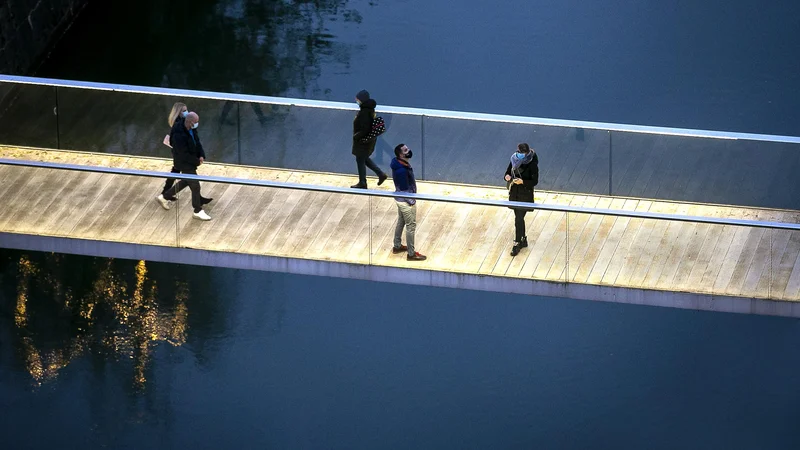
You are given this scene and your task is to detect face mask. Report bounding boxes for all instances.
[515,151,527,159]
[404,150,413,159]
[192,122,199,129]
[181,111,189,118]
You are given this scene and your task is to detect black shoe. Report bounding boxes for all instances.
[377,173,388,186]
[350,183,367,189]
[520,236,528,248]
[510,241,522,257]
[200,196,213,205]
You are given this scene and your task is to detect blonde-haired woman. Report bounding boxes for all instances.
[156,102,188,209]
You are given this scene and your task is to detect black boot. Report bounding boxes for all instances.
[520,236,528,248]
[510,241,522,257]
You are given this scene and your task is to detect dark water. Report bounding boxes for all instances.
[37,0,800,136]
[1,249,799,450]
[3,1,800,448]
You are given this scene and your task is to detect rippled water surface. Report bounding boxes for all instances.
[1,250,799,449]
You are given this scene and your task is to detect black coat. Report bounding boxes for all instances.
[504,153,539,204]
[352,99,378,157]
[170,123,206,171]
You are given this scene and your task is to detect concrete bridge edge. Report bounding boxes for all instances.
[1,232,798,319]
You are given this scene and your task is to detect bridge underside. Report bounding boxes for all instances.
[1,146,799,317]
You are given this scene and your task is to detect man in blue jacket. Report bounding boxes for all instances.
[390,143,426,261]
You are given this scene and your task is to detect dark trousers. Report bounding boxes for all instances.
[162,166,180,196]
[164,167,203,213]
[355,155,384,185]
[514,209,528,242]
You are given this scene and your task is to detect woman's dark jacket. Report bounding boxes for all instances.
[170,123,206,171]
[352,99,378,157]
[504,152,539,205]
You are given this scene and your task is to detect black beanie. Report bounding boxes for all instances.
[356,90,370,102]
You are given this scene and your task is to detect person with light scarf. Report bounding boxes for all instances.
[503,143,539,256]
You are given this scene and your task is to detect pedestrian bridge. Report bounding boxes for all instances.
[2,75,800,317]
[2,146,800,318]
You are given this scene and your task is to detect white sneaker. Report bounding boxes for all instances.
[156,194,170,210]
[193,210,212,221]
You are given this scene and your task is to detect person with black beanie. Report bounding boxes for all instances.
[350,89,388,188]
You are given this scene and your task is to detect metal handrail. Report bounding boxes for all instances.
[2,157,799,231]
[2,74,800,143]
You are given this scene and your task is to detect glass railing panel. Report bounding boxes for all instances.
[54,87,239,163]
[238,103,422,177]
[0,82,58,148]
[610,130,800,209]
[422,116,611,193]
[0,164,178,247]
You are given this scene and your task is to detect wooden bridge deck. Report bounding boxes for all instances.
[2,145,800,302]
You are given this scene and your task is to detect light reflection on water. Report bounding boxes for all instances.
[1,249,800,449]
[7,252,188,389]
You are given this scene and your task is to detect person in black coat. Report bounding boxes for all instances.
[504,143,539,256]
[350,90,388,189]
[157,101,189,208]
[160,112,213,221]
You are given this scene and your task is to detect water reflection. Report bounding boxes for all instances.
[38,0,362,98]
[4,251,189,389]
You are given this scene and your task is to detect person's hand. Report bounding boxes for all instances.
[504,174,511,182]
[513,178,523,185]
[199,157,204,165]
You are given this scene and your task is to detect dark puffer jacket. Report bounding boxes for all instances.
[504,152,539,206]
[352,99,378,157]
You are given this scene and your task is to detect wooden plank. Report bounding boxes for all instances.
[571,198,627,284]
[280,192,344,257]
[720,211,774,296]
[466,206,512,274]
[244,188,306,256]
[681,207,735,293]
[635,202,692,289]
[304,192,359,261]
[91,176,163,243]
[599,200,652,285]
[427,202,482,271]
[551,195,601,280]
[500,193,559,277]
[533,194,589,280]
[654,204,705,290]
[565,196,614,282]
[614,201,677,287]
[6,169,84,234]
[586,199,640,285]
[546,195,593,280]
[0,166,56,231]
[769,230,800,300]
[780,248,800,300]
[739,211,788,297]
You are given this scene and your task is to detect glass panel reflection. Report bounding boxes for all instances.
[422,117,610,192]
[0,82,57,148]
[611,131,800,209]
[55,87,238,163]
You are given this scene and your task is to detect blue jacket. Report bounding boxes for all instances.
[390,157,417,205]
